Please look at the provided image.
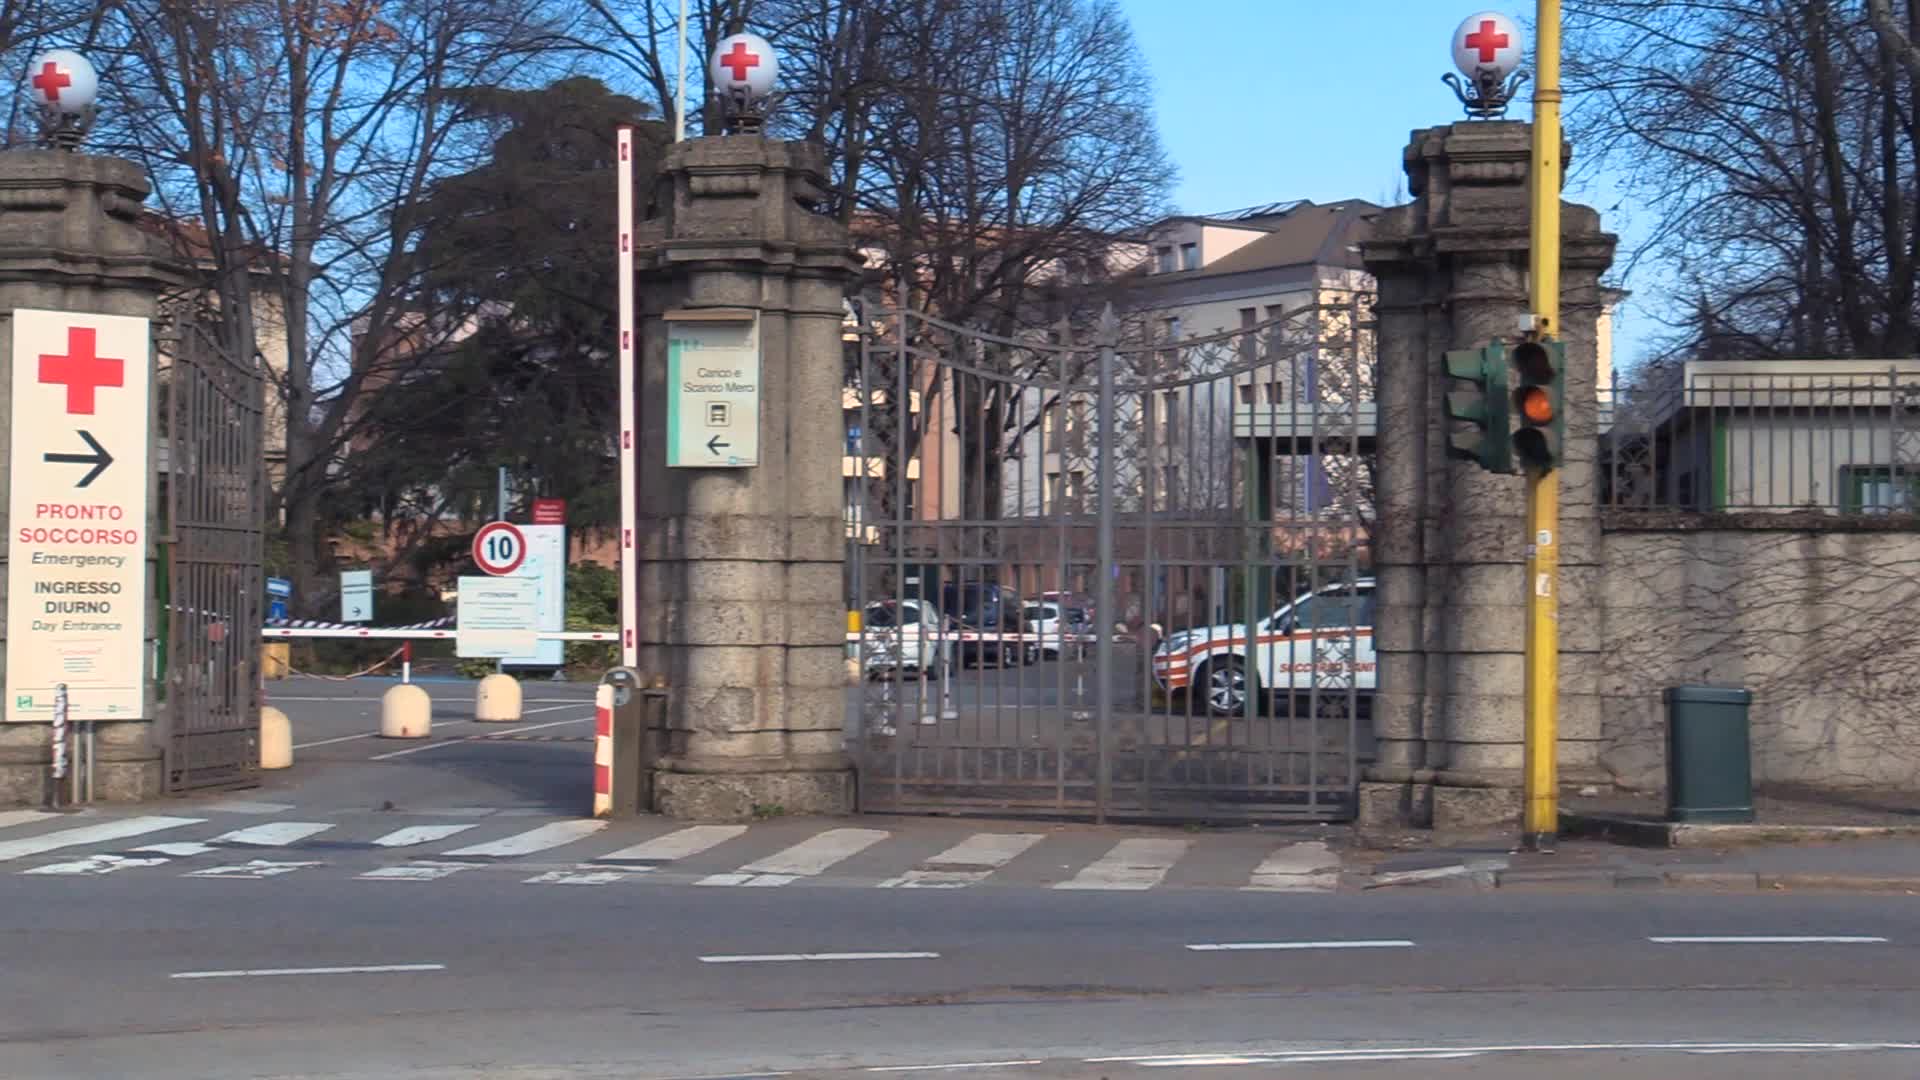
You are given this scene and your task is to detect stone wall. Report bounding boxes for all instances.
[1598,519,1920,792]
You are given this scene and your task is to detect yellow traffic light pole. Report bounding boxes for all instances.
[1523,0,1563,851]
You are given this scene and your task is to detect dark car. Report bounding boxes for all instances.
[939,582,1035,668]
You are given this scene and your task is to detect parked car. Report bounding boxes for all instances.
[1150,578,1377,716]
[860,598,952,679]
[1022,600,1091,658]
[939,582,1036,668]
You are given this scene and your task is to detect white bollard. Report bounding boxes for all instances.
[475,673,523,722]
[380,684,432,739]
[259,706,292,769]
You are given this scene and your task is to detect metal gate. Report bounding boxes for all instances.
[160,320,267,791]
[846,296,1375,822]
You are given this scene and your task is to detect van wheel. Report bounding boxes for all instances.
[1198,656,1253,716]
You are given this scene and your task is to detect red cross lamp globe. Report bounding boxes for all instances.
[1451,11,1523,79]
[710,32,778,99]
[26,49,97,114]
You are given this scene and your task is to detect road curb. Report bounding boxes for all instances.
[1368,864,1920,893]
[1562,810,1920,849]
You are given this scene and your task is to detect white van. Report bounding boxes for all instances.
[1150,578,1376,716]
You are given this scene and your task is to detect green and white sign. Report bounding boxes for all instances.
[665,310,759,468]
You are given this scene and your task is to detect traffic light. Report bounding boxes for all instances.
[1443,344,1512,474]
[1509,337,1566,469]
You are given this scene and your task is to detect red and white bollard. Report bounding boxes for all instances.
[401,641,413,684]
[592,683,614,817]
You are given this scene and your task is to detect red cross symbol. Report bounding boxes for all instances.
[38,327,125,415]
[719,41,760,82]
[1464,20,1509,64]
[31,61,71,103]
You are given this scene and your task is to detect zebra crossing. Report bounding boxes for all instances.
[0,809,1349,893]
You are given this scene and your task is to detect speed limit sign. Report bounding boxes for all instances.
[472,521,527,576]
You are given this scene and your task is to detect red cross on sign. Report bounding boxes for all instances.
[1464,20,1509,64]
[719,41,760,81]
[39,327,125,415]
[31,61,71,103]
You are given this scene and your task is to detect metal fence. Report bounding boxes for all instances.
[1601,363,1920,515]
[159,320,267,792]
[845,294,1375,822]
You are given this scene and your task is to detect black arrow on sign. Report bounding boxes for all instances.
[44,430,113,488]
[706,435,731,455]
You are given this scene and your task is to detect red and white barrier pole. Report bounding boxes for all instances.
[615,125,639,672]
[401,641,413,685]
[592,683,614,818]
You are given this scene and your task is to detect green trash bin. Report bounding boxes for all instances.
[1664,685,1755,823]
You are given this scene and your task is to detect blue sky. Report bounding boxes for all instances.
[1118,0,1654,365]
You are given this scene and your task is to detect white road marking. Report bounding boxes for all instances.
[24,854,172,876]
[697,828,888,886]
[0,810,55,832]
[879,832,1043,889]
[360,863,469,882]
[1244,841,1341,891]
[185,860,322,879]
[369,824,478,848]
[697,952,940,964]
[170,964,445,980]
[369,715,589,760]
[294,721,474,750]
[1649,935,1890,944]
[594,824,749,864]
[696,872,799,887]
[439,819,607,858]
[210,822,334,847]
[1053,838,1189,890]
[1186,940,1415,952]
[865,1062,1045,1073]
[524,869,645,885]
[1087,1042,1920,1064]
[0,816,204,863]
[132,842,216,858]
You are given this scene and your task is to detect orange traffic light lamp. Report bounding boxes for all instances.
[1509,337,1565,469]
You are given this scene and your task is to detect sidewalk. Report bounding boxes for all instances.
[1354,786,1920,894]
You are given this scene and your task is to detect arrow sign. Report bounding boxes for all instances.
[43,430,112,487]
[706,435,730,455]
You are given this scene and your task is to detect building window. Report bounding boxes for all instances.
[1180,242,1199,271]
[1239,307,1258,365]
[1161,465,1180,509]
[1162,316,1181,341]
[1156,246,1175,274]
[1843,466,1920,514]
[1046,471,1063,510]
[1160,389,1180,446]
[1069,469,1087,504]
[1042,404,1056,440]
[1238,383,1254,405]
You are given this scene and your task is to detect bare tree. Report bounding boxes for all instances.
[92,0,573,609]
[1565,0,1920,362]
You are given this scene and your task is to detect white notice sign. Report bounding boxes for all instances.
[499,525,564,668]
[6,309,152,723]
[666,312,760,468]
[340,569,373,623]
[455,576,539,659]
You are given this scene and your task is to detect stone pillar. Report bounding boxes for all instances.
[0,150,183,804]
[633,134,859,821]
[1358,121,1616,831]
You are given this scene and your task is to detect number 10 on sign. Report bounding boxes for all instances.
[473,521,527,576]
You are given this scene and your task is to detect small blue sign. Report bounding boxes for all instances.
[267,577,292,621]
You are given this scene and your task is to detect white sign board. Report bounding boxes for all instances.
[499,524,565,668]
[455,576,539,659]
[6,310,152,723]
[666,312,760,468]
[340,569,373,623]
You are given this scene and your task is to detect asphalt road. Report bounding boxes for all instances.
[1,876,1916,1078]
